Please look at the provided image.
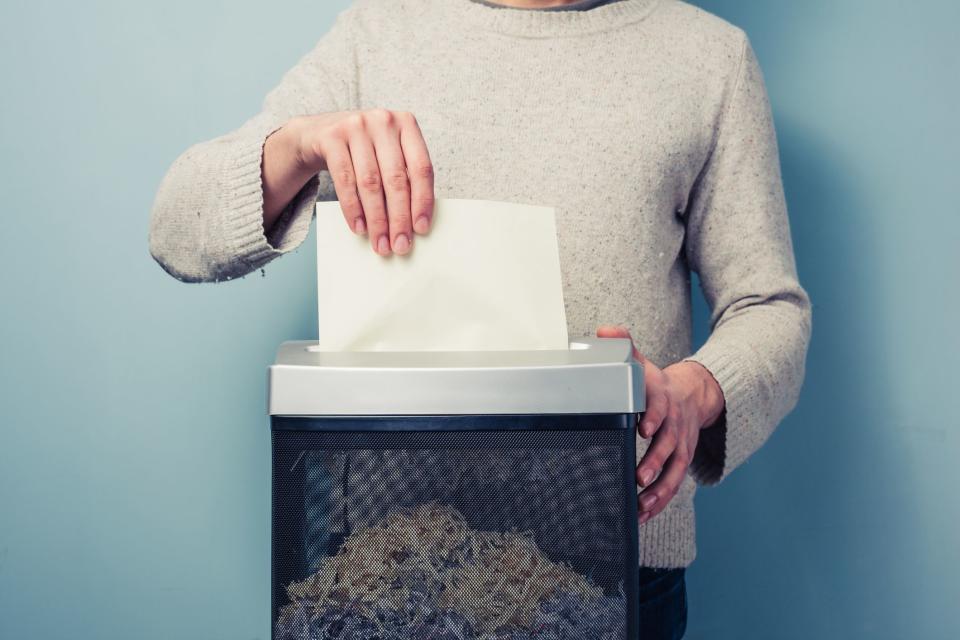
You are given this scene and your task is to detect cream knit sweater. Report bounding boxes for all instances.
[148,0,812,567]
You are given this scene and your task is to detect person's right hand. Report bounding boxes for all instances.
[288,110,435,256]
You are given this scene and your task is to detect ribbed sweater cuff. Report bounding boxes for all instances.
[683,341,760,485]
[222,127,319,273]
[637,503,696,568]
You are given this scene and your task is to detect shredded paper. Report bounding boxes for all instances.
[276,503,626,640]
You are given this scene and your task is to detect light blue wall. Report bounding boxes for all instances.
[0,1,956,638]
[687,2,959,638]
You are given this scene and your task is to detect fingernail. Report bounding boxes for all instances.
[393,233,410,254]
[641,420,655,437]
[377,235,390,255]
[414,215,431,234]
[640,469,655,487]
[639,511,651,525]
[354,217,366,235]
[640,493,659,512]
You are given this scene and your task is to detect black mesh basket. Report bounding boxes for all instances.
[271,414,639,640]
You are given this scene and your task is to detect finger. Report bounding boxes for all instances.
[367,110,413,255]
[596,324,629,339]
[638,447,689,524]
[348,128,390,256]
[638,383,668,440]
[397,112,435,235]
[320,138,365,235]
[636,407,677,488]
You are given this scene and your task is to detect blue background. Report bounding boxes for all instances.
[1,1,957,638]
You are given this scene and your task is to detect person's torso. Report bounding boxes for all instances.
[340,0,743,368]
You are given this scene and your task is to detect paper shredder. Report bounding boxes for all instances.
[268,337,644,640]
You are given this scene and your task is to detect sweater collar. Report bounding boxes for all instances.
[445,0,662,38]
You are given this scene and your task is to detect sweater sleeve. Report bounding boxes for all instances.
[148,9,357,283]
[681,34,812,485]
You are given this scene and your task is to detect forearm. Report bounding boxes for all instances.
[678,35,812,482]
[149,7,359,282]
[149,117,322,283]
[149,128,268,282]
[685,294,811,483]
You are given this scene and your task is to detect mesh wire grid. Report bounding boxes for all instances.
[272,416,637,640]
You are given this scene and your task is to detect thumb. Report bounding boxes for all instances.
[596,325,644,363]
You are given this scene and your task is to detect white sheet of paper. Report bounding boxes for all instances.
[315,198,569,352]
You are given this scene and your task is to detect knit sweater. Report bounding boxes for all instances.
[148,0,812,568]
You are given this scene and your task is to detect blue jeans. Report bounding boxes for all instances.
[637,567,687,640]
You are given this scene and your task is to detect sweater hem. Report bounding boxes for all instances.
[637,503,697,568]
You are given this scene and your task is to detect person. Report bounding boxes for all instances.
[148,0,812,637]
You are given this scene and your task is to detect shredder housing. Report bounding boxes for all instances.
[268,338,644,640]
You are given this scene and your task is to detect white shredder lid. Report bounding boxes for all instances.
[268,337,643,416]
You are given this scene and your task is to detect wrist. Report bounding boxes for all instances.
[279,117,322,177]
[673,361,725,429]
[261,119,320,229]
[693,361,725,429]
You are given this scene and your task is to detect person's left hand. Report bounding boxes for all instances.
[596,326,726,525]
